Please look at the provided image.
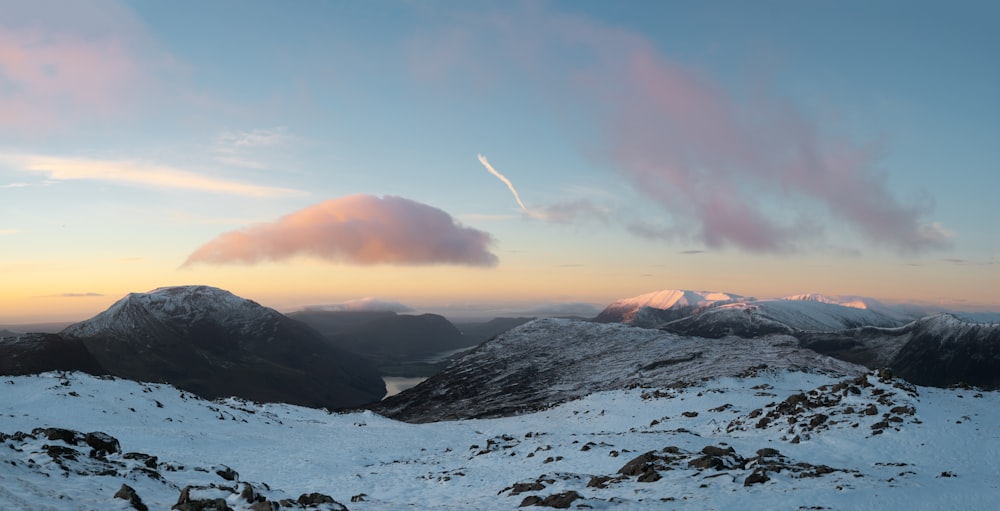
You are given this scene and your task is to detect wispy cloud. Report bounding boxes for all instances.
[2,153,303,197]
[478,153,530,212]
[419,7,951,254]
[304,298,414,313]
[0,229,18,236]
[53,292,104,298]
[1,182,29,188]
[183,194,499,267]
[478,154,611,224]
[214,127,294,169]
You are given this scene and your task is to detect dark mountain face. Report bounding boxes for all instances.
[288,310,476,362]
[800,315,1000,390]
[0,333,104,376]
[61,286,385,409]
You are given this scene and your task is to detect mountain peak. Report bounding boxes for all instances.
[594,289,747,326]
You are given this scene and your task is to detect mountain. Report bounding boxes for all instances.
[593,289,746,326]
[374,317,864,423]
[663,299,911,338]
[452,316,535,343]
[0,333,104,376]
[799,313,1000,389]
[61,285,385,409]
[5,368,997,510]
[287,310,473,361]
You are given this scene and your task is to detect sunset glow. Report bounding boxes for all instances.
[1,0,997,323]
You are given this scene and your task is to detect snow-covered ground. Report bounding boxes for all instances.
[1,370,997,510]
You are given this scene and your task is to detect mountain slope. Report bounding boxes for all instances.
[3,370,998,510]
[374,318,864,422]
[0,333,104,376]
[800,313,1000,389]
[61,285,385,409]
[288,310,474,361]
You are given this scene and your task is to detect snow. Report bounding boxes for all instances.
[1,370,997,510]
[62,285,276,338]
[613,289,746,310]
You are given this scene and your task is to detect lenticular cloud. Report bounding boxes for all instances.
[182,195,498,267]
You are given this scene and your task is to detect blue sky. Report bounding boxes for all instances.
[1,0,997,321]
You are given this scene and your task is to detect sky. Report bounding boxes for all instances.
[1,0,997,323]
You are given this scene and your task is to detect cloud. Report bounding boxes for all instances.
[0,1,168,133]
[1,182,29,188]
[678,250,706,255]
[304,298,414,313]
[526,302,602,317]
[183,194,499,267]
[478,154,611,224]
[215,127,294,169]
[417,7,951,254]
[478,153,531,213]
[0,229,18,235]
[54,292,104,298]
[1,153,303,197]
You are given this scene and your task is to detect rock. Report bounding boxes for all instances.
[701,445,735,457]
[173,485,233,511]
[215,465,238,482]
[522,491,582,509]
[756,448,781,457]
[618,451,659,476]
[510,482,545,495]
[41,427,82,444]
[44,444,80,461]
[114,484,149,511]
[744,469,770,486]
[296,492,348,509]
[519,496,543,507]
[85,431,121,456]
[249,502,278,511]
[688,455,725,470]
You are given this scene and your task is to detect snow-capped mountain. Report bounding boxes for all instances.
[597,289,917,332]
[594,289,747,326]
[374,318,864,423]
[800,313,1000,389]
[663,298,910,338]
[2,369,997,510]
[782,293,918,323]
[60,285,385,409]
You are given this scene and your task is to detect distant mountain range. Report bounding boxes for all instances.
[2,286,997,416]
[377,289,999,421]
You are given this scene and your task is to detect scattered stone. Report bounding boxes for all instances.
[114,484,149,511]
[744,469,770,486]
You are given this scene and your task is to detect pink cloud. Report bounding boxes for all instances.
[0,1,161,133]
[183,195,498,267]
[412,7,950,254]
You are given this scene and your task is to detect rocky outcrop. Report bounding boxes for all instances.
[1,426,350,511]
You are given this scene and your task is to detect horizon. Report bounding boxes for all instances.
[2,1,997,323]
[1,283,995,329]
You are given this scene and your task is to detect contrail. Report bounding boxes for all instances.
[478,154,528,212]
